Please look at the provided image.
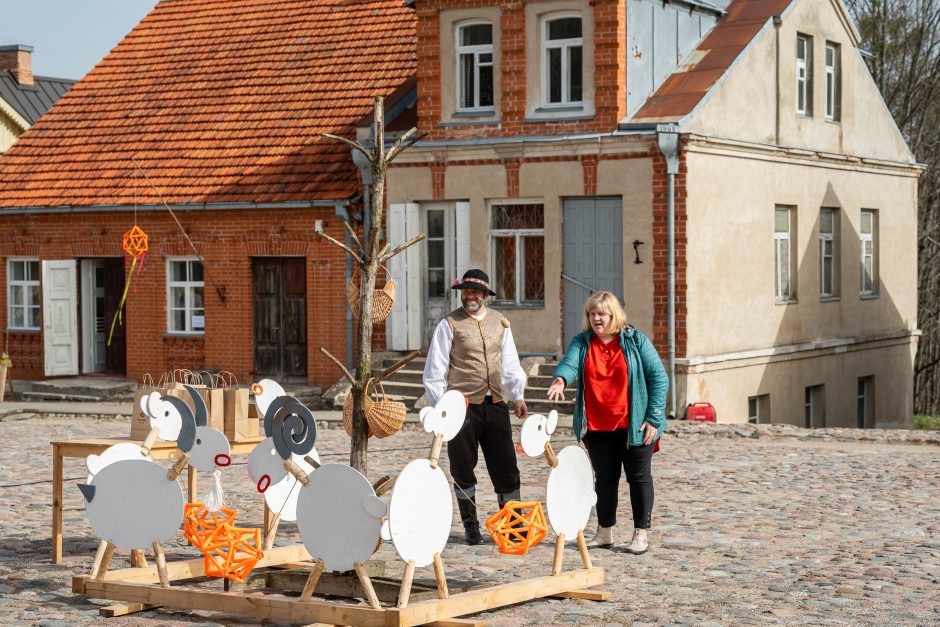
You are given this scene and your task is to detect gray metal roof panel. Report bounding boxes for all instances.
[0,72,73,125]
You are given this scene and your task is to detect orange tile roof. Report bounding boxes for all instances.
[0,0,416,208]
[630,0,794,124]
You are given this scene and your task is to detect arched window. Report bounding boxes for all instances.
[456,22,494,111]
[542,15,582,106]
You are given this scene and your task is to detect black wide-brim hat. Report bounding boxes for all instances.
[451,268,497,296]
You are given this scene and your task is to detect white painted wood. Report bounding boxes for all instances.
[42,259,79,376]
[84,459,185,550]
[387,202,408,350]
[546,446,596,538]
[253,378,285,421]
[404,202,422,349]
[520,413,553,457]
[418,390,466,441]
[295,464,385,572]
[147,392,182,442]
[388,459,452,567]
[263,448,319,522]
[80,259,107,374]
[86,443,152,484]
[455,201,470,282]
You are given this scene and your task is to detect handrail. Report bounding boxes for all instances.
[561,273,596,293]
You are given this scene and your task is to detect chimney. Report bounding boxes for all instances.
[0,45,35,86]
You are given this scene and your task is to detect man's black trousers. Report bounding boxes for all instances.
[447,398,520,498]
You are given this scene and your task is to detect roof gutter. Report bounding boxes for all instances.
[0,199,348,216]
[413,127,654,149]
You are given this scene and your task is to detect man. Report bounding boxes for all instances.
[423,268,528,545]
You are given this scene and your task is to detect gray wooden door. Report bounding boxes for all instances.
[562,197,623,347]
[253,258,307,382]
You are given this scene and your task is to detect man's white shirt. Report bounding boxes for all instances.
[422,308,527,406]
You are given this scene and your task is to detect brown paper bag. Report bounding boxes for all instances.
[130,374,156,439]
[196,373,225,432]
[221,372,252,441]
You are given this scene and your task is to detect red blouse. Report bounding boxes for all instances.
[583,335,629,431]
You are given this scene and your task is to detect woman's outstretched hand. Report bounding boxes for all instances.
[641,421,657,445]
[547,377,566,402]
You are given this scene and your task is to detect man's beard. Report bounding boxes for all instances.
[462,298,484,312]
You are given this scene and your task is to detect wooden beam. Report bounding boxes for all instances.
[99,602,159,617]
[425,620,487,627]
[551,589,612,601]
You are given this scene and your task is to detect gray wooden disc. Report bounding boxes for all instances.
[86,442,151,483]
[247,437,288,491]
[295,464,385,572]
[187,426,231,472]
[546,445,596,538]
[84,459,184,549]
[388,459,452,567]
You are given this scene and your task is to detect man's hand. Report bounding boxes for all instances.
[514,399,528,419]
[547,377,566,402]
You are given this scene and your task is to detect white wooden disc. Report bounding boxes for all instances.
[546,445,596,538]
[187,426,231,472]
[421,389,467,441]
[147,392,183,441]
[263,448,320,522]
[84,459,184,549]
[520,413,553,457]
[253,378,286,419]
[86,442,151,483]
[295,464,385,572]
[247,437,288,491]
[388,459,452,567]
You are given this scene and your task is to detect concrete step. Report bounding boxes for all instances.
[19,390,105,402]
[523,398,574,414]
[372,380,426,399]
[380,356,426,370]
[371,368,424,385]
[26,377,136,402]
[536,363,561,376]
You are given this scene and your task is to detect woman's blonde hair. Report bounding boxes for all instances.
[582,291,628,334]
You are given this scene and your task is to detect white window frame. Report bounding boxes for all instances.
[825,42,841,121]
[796,34,812,116]
[541,13,583,107]
[456,21,494,113]
[6,257,40,331]
[775,207,795,302]
[166,257,205,335]
[860,209,878,296]
[819,208,838,298]
[489,203,545,306]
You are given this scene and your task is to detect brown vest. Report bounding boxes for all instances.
[445,308,508,403]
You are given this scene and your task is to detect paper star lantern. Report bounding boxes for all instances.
[485,500,548,556]
[183,502,263,583]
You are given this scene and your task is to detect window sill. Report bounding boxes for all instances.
[775,299,798,306]
[534,104,584,113]
[860,293,880,300]
[163,332,206,338]
[439,117,501,127]
[820,296,841,302]
[824,117,842,125]
[4,328,40,334]
[491,301,545,310]
[452,109,496,118]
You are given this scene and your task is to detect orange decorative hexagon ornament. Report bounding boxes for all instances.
[122,224,149,260]
[485,500,548,556]
[183,502,263,583]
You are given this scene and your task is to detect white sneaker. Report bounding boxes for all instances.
[588,525,614,547]
[626,528,648,554]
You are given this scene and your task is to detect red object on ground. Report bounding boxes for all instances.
[686,402,717,422]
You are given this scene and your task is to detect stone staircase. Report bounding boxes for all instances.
[16,377,137,402]
[358,355,574,416]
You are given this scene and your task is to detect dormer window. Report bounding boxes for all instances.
[543,15,582,107]
[457,23,494,112]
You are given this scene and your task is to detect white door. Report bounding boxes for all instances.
[81,259,107,373]
[422,203,457,344]
[387,203,423,350]
[42,260,79,376]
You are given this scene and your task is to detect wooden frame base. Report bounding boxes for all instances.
[73,543,606,626]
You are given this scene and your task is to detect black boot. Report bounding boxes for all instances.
[456,493,484,545]
[497,489,521,509]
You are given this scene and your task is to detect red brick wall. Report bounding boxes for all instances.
[0,207,384,386]
[651,149,688,359]
[416,0,627,140]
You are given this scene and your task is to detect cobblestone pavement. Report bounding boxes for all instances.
[0,414,937,626]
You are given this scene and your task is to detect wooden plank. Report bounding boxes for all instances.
[552,589,612,601]
[396,568,604,627]
[426,620,486,627]
[99,602,160,617]
[80,579,389,627]
[354,562,382,609]
[51,443,63,563]
[260,570,441,604]
[103,543,313,584]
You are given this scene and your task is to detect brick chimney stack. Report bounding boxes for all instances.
[0,45,35,86]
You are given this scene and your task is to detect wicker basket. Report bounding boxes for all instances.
[342,392,374,437]
[347,266,396,323]
[364,379,406,439]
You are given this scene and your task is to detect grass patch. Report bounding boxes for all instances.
[913,415,940,430]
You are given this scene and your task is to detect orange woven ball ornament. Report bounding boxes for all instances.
[122,225,149,260]
[183,502,263,583]
[485,500,548,556]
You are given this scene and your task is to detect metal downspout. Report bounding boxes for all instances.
[656,125,680,418]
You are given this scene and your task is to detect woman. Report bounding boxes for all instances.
[547,291,668,553]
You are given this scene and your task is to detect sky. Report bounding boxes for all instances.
[0,0,160,80]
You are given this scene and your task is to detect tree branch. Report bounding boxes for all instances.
[321,133,371,161]
[319,347,355,385]
[343,220,364,255]
[386,131,430,164]
[374,350,421,385]
[382,234,427,263]
[316,230,363,264]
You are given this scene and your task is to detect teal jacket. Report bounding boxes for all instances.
[553,326,669,445]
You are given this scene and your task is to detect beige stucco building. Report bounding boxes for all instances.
[381,0,920,427]
[0,45,73,154]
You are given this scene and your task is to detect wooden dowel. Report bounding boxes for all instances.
[263,513,281,552]
[429,433,444,469]
[552,533,565,576]
[371,475,395,497]
[299,559,324,601]
[354,562,381,609]
[303,455,321,470]
[130,549,148,569]
[91,540,109,577]
[152,542,169,588]
[397,559,416,608]
[95,541,115,581]
[140,427,160,456]
[166,453,190,481]
[544,442,558,468]
[284,459,310,486]
[577,529,593,570]
[432,553,449,599]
